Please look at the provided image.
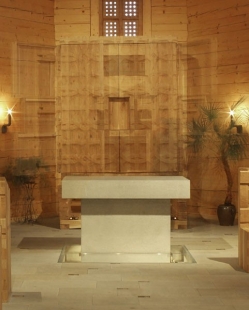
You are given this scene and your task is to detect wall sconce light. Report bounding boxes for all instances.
[229,110,243,134]
[2,109,12,134]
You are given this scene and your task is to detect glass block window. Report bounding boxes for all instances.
[104,1,118,17]
[101,0,142,36]
[104,21,118,36]
[124,1,137,17]
[124,21,137,36]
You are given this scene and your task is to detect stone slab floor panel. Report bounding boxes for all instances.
[2,218,249,310]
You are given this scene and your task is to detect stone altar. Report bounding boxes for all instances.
[62,176,190,263]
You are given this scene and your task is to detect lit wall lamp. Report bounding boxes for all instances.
[229,110,234,120]
[229,110,243,134]
[2,109,12,134]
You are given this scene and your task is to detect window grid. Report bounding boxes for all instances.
[104,1,118,17]
[124,1,137,17]
[104,21,118,36]
[124,21,137,36]
[102,0,141,36]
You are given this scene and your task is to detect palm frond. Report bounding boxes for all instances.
[230,97,246,112]
[200,103,221,122]
[187,118,208,152]
[225,134,248,160]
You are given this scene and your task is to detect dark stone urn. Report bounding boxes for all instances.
[217,204,236,226]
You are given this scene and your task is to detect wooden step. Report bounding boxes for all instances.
[60,219,81,229]
[171,219,187,230]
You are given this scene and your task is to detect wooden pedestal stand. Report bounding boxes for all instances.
[22,181,36,223]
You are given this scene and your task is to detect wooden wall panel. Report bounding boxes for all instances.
[104,131,120,172]
[55,0,91,42]
[55,24,91,40]
[1,103,57,220]
[119,130,150,172]
[152,0,187,6]
[151,1,187,40]
[186,0,249,221]
[54,0,187,223]
[13,45,55,98]
[0,0,56,220]
[0,0,54,45]
[55,0,89,9]
[54,0,188,42]
[0,0,54,12]
[56,39,187,221]
[54,8,90,24]
[0,7,53,24]
[0,0,247,224]
[56,40,185,181]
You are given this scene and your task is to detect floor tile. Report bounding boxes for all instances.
[2,218,248,310]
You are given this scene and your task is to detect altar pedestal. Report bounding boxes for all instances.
[62,176,190,263]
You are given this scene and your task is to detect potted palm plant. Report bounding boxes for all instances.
[187,97,248,225]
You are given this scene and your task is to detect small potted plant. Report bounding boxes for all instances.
[187,97,248,225]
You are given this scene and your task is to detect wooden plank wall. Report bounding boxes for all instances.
[55,0,91,40]
[54,0,188,222]
[54,0,187,43]
[151,0,187,40]
[56,38,187,222]
[0,0,57,220]
[186,0,249,220]
[2,0,249,223]
[57,39,183,173]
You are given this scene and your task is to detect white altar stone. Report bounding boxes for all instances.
[62,175,190,199]
[62,176,190,263]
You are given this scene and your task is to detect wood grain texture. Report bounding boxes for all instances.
[0,178,11,302]
[0,0,56,220]
[56,40,185,175]
[54,0,187,42]
[238,169,249,272]
[186,0,249,222]
[0,0,249,225]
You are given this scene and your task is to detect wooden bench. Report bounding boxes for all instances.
[171,200,188,230]
[60,219,81,229]
[239,224,249,272]
[171,219,188,230]
[0,177,11,302]
[239,207,249,272]
[60,199,81,229]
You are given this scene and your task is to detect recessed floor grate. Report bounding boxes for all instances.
[58,245,196,264]
[170,245,196,263]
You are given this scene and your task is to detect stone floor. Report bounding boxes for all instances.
[2,218,249,310]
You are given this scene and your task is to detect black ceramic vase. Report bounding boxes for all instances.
[217,204,236,226]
